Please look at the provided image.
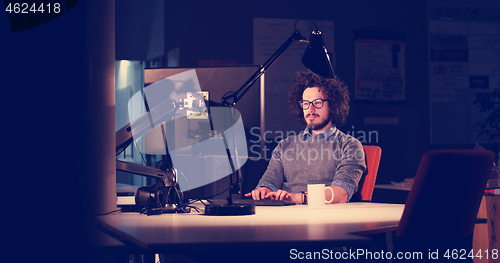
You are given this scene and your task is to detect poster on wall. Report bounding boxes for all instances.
[354,30,406,102]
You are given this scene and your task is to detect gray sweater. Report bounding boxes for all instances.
[257,125,366,201]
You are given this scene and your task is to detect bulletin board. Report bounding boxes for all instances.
[428,0,500,144]
[354,30,406,102]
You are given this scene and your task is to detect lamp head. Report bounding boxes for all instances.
[301,31,335,79]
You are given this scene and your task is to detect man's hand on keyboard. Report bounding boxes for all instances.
[265,190,303,204]
[244,187,272,200]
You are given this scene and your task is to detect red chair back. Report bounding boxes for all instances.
[351,145,381,202]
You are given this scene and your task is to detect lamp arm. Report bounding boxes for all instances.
[116,160,173,181]
[221,30,306,106]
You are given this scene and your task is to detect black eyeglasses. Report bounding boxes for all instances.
[298,99,327,110]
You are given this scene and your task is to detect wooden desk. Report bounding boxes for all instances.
[94,202,404,261]
[473,195,500,263]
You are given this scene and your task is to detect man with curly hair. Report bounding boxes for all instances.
[245,71,366,204]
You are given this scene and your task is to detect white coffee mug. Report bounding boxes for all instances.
[307,184,334,206]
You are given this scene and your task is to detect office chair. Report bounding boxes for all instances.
[395,149,494,257]
[351,145,382,202]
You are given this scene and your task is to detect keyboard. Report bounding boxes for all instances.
[208,199,296,206]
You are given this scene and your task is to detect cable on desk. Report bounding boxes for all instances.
[490,202,498,252]
[92,209,122,218]
[186,205,200,213]
[186,186,231,206]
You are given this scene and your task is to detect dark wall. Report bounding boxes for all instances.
[2,1,115,262]
[1,7,89,263]
[167,0,430,184]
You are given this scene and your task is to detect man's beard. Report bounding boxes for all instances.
[306,113,331,131]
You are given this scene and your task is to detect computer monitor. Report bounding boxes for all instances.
[116,67,263,201]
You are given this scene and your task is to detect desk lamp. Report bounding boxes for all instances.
[206,19,336,216]
[221,19,335,107]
